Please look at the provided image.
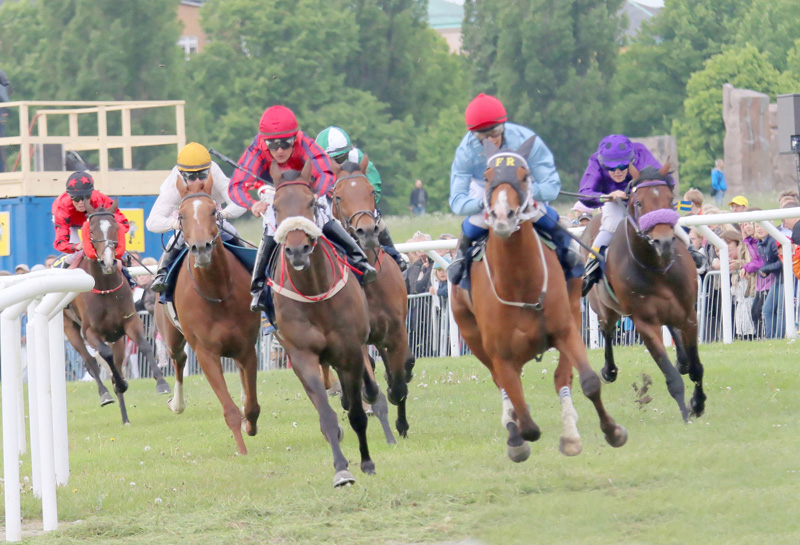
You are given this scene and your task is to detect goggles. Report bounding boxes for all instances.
[472,123,505,141]
[69,195,88,203]
[604,164,629,172]
[180,168,210,182]
[264,136,296,151]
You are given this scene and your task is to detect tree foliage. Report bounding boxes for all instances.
[462,0,625,190]
[733,0,800,72]
[672,44,798,189]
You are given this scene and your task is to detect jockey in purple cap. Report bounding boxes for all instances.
[578,134,706,296]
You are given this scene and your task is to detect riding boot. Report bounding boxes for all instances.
[447,232,476,286]
[121,266,138,289]
[251,231,278,312]
[151,243,185,293]
[323,219,378,284]
[378,227,407,272]
[581,246,606,297]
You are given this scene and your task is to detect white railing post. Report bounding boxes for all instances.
[698,227,732,344]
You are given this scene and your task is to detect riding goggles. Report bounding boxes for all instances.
[264,136,296,151]
[180,168,210,182]
[472,123,505,141]
[604,163,630,172]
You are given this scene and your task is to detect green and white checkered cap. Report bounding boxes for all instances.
[315,126,352,158]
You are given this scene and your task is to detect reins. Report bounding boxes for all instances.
[622,179,677,274]
[269,237,349,303]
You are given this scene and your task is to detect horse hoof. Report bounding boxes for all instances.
[99,393,115,406]
[507,441,531,463]
[361,461,375,475]
[333,470,356,488]
[155,380,171,395]
[167,397,186,414]
[601,367,618,383]
[115,380,129,394]
[690,396,706,418]
[559,436,583,457]
[605,425,628,448]
[676,361,690,375]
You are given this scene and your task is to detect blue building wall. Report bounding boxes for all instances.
[0,195,163,272]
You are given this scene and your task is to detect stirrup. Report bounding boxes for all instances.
[250,291,266,312]
[358,264,378,284]
[151,271,168,293]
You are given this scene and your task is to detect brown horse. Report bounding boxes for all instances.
[268,160,376,487]
[64,200,171,424]
[154,177,261,455]
[581,164,706,421]
[450,138,627,462]
[330,155,414,440]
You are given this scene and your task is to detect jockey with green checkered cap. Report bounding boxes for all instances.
[315,126,407,271]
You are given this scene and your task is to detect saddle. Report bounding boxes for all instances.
[158,241,257,304]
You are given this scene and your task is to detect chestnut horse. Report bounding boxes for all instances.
[268,160,376,487]
[64,200,171,424]
[154,177,261,455]
[450,138,627,462]
[330,155,414,440]
[581,164,706,421]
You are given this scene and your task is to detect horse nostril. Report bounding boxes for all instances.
[303,244,311,254]
[356,228,364,237]
[373,225,379,235]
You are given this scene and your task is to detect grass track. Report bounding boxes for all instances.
[3,340,800,544]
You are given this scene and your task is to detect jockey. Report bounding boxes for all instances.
[315,125,407,271]
[448,93,582,285]
[146,142,249,293]
[52,171,136,286]
[578,134,706,296]
[228,105,377,313]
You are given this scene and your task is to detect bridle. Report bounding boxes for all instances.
[178,192,230,303]
[332,172,379,238]
[86,210,119,258]
[624,179,680,273]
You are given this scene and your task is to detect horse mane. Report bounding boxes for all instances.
[277,169,303,183]
[340,161,361,174]
[629,166,673,189]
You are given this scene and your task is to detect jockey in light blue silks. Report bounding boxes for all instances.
[577,134,706,296]
[447,93,582,285]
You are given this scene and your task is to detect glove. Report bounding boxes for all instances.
[258,185,276,203]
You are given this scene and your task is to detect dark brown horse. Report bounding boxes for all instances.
[451,138,627,461]
[330,155,414,440]
[154,176,261,455]
[64,200,171,424]
[581,164,706,421]
[269,160,376,487]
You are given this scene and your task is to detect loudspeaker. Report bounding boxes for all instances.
[777,94,800,155]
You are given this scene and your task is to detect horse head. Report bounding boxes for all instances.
[271,160,320,271]
[85,198,120,274]
[627,162,678,259]
[331,154,379,249]
[482,136,537,239]
[176,176,219,268]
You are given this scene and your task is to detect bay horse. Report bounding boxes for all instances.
[581,164,706,421]
[450,138,627,462]
[330,155,414,441]
[64,200,171,425]
[268,160,376,487]
[154,176,261,455]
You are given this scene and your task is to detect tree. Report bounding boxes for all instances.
[611,0,750,138]
[734,0,800,72]
[672,44,799,189]
[462,0,626,190]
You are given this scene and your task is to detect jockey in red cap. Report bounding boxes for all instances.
[228,104,378,316]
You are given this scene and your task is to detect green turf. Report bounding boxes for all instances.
[7,340,799,544]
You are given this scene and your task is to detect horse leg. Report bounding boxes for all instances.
[125,318,171,395]
[636,320,690,421]
[361,348,380,405]
[65,321,114,405]
[496,361,539,443]
[110,340,130,425]
[553,327,628,450]
[601,323,618,383]
[341,365,374,476]
[195,346,247,455]
[290,351,353,487]
[361,348,396,445]
[162,324,188,414]
[237,348,261,437]
[379,345,410,439]
[679,319,706,417]
[668,326,690,375]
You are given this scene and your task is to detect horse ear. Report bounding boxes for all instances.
[516,135,537,158]
[176,174,188,198]
[628,163,641,180]
[483,138,500,157]
[85,199,96,214]
[484,168,494,184]
[300,160,312,182]
[330,157,341,176]
[516,166,528,183]
[202,171,214,194]
[658,161,670,177]
[359,153,369,174]
[269,160,282,187]
[109,198,118,213]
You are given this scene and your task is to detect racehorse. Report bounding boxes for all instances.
[330,155,414,440]
[581,163,706,421]
[450,137,628,462]
[64,200,171,424]
[154,176,261,455]
[268,160,376,487]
